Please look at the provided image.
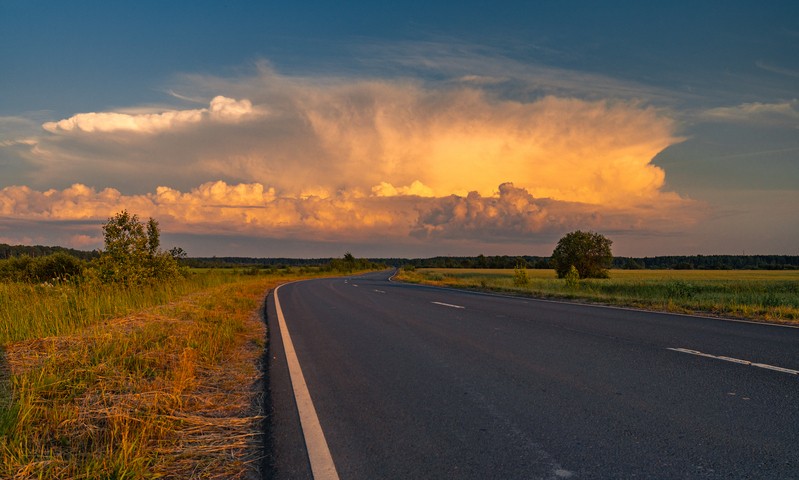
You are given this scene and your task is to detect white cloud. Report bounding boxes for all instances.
[41,96,259,134]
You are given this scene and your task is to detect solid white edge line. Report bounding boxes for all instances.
[274,283,340,480]
[667,347,799,376]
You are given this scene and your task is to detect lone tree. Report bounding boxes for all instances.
[551,230,613,279]
[94,210,184,285]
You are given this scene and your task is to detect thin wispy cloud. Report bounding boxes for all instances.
[701,100,799,126]
[756,60,799,79]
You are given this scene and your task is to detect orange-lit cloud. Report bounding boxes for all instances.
[1,67,703,251]
[25,69,683,206]
[0,180,701,250]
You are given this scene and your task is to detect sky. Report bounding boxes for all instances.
[1,1,798,258]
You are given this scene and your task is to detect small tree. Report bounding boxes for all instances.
[94,210,184,285]
[551,230,613,279]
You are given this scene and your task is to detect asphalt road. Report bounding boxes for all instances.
[264,271,799,479]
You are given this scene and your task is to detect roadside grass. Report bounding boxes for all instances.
[397,268,799,324]
[0,269,334,479]
[0,271,246,345]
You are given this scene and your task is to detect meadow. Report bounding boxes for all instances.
[396,268,799,324]
[0,268,333,479]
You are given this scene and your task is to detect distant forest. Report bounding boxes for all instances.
[0,243,98,261]
[2,243,797,270]
[175,254,799,270]
[394,255,799,270]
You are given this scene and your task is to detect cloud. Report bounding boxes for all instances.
[22,67,684,208]
[372,180,435,197]
[411,183,697,242]
[1,64,701,252]
[41,96,259,134]
[0,181,701,251]
[756,61,799,79]
[701,100,799,125]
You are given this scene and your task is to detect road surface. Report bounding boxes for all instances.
[264,271,799,479]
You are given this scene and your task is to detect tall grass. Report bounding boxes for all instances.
[0,272,292,478]
[0,271,241,344]
[0,268,347,478]
[398,268,799,323]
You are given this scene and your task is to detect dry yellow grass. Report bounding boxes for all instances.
[0,276,278,479]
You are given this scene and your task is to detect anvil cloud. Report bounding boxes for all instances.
[2,68,699,254]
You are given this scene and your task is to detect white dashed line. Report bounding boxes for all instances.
[432,301,465,309]
[373,289,386,294]
[668,347,799,376]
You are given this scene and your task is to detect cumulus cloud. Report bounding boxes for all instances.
[41,96,259,134]
[0,180,701,250]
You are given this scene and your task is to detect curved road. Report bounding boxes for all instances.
[264,271,799,479]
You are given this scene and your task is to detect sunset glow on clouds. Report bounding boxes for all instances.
[0,65,705,254]
[3,2,798,257]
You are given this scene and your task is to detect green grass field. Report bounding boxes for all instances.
[397,268,799,323]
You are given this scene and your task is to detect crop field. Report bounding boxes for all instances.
[397,268,799,324]
[0,268,334,479]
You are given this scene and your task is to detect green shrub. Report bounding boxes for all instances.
[93,211,185,286]
[513,263,530,286]
[564,265,580,288]
[0,253,84,283]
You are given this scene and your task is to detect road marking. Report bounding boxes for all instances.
[373,289,386,294]
[274,284,340,480]
[432,301,465,309]
[668,347,799,376]
[352,284,358,287]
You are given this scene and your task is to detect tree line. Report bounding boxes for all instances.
[397,254,798,270]
[0,243,98,261]
[3,226,797,275]
[612,255,799,270]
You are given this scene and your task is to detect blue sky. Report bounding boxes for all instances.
[1,1,797,257]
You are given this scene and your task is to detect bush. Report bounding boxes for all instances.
[93,211,185,286]
[564,265,580,288]
[0,253,84,283]
[29,253,85,282]
[513,262,530,286]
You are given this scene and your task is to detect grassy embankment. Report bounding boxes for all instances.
[0,268,330,479]
[397,268,799,324]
